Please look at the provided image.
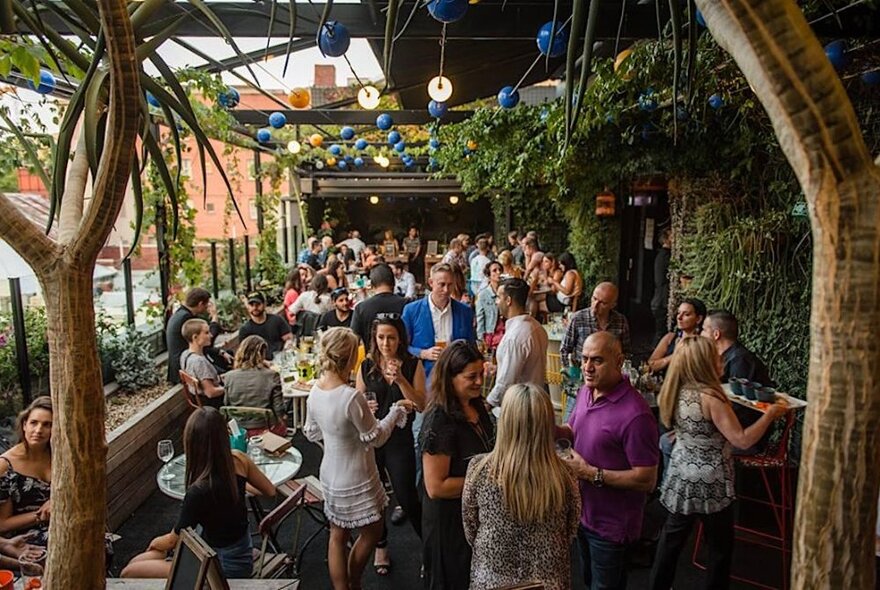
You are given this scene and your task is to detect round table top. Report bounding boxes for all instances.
[157,447,303,500]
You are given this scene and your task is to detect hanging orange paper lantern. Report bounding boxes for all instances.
[288,88,311,109]
[596,189,616,217]
[309,134,324,147]
[327,156,337,167]
[614,49,634,80]
[466,139,478,151]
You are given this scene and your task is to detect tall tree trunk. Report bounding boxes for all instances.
[695,0,880,586]
[41,265,107,588]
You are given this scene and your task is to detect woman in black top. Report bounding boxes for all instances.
[420,341,494,590]
[355,315,426,575]
[648,297,707,374]
[122,407,275,579]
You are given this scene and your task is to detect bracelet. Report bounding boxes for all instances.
[591,467,605,488]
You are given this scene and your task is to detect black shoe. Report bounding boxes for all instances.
[391,506,406,525]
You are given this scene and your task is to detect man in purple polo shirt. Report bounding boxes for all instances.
[559,331,659,589]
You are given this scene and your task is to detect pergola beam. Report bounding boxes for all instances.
[232,109,474,126]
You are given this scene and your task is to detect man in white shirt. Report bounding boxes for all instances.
[338,229,366,258]
[469,237,491,295]
[487,278,548,407]
[392,261,417,299]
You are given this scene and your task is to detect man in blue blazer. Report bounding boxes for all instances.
[402,262,476,381]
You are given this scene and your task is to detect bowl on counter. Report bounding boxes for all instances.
[741,381,761,400]
[756,387,777,403]
[728,378,745,396]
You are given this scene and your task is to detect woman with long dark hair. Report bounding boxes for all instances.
[290,273,333,315]
[420,340,494,589]
[476,260,505,349]
[648,297,707,374]
[122,407,275,579]
[355,315,426,575]
[304,327,414,590]
[464,384,580,590]
[547,252,583,312]
[649,337,786,589]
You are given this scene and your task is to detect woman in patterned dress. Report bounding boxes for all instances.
[304,327,415,590]
[649,336,787,590]
[463,384,580,590]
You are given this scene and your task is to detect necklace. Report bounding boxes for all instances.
[468,418,491,451]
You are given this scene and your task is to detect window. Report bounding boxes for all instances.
[205,202,216,213]
[180,159,192,178]
[249,200,258,220]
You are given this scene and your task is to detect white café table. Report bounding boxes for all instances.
[156,448,303,501]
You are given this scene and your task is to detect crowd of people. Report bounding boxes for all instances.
[98,225,793,589]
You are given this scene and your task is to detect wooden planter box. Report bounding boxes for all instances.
[106,385,190,530]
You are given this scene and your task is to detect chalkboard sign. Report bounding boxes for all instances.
[165,528,230,590]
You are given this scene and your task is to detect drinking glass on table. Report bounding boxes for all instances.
[157,440,175,480]
[248,436,264,459]
[19,548,46,589]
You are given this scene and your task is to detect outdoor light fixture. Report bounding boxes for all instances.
[287,140,301,154]
[428,76,454,102]
[449,195,460,205]
[357,85,381,110]
[370,195,380,205]
[374,155,390,168]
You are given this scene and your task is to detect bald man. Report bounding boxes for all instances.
[560,281,631,367]
[558,332,658,590]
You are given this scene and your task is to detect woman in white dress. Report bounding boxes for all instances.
[304,327,414,590]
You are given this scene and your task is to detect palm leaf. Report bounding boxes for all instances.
[668,0,682,142]
[0,109,51,195]
[570,0,600,136]
[564,0,587,144]
[185,0,259,84]
[125,153,144,260]
[281,0,297,77]
[315,0,334,57]
[82,66,109,178]
[383,0,400,79]
[142,128,180,240]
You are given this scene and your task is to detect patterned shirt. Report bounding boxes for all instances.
[559,308,631,366]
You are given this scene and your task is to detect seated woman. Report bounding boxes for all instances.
[547,252,583,313]
[320,255,348,291]
[122,407,276,579]
[222,335,286,437]
[283,268,305,329]
[648,298,707,374]
[463,384,580,590]
[179,318,225,408]
[0,397,53,546]
[290,274,334,316]
[497,250,521,279]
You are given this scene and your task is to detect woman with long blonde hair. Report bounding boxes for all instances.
[650,336,786,590]
[463,384,580,590]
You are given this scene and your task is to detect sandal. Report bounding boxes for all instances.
[373,546,391,576]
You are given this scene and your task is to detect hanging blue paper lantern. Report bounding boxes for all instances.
[429,138,441,149]
[862,70,880,86]
[354,157,365,167]
[388,130,401,145]
[355,138,369,150]
[27,69,56,95]
[338,160,348,170]
[426,0,468,24]
[428,100,448,118]
[318,21,351,57]
[824,40,847,70]
[394,141,406,153]
[329,144,342,156]
[218,87,240,109]
[376,113,393,130]
[256,128,272,143]
[536,21,569,58]
[341,126,355,140]
[638,89,657,112]
[497,86,520,109]
[146,91,161,108]
[268,112,287,129]
[708,93,724,110]
[695,9,706,28]
[344,155,354,163]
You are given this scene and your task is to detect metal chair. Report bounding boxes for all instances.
[220,406,279,435]
[276,475,328,576]
[692,412,796,589]
[252,483,305,579]
[178,370,204,410]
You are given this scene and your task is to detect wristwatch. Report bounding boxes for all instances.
[591,467,604,488]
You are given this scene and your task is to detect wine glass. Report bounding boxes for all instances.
[157,439,175,481]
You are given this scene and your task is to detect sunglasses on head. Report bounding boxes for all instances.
[375,312,401,321]
[332,287,349,296]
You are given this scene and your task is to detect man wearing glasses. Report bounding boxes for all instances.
[238,292,292,360]
[318,288,352,330]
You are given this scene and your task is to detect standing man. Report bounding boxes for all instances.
[166,287,228,384]
[701,310,773,386]
[651,227,672,341]
[509,230,524,267]
[402,262,475,380]
[559,332,659,589]
[317,288,352,330]
[238,292,292,360]
[339,229,366,259]
[521,236,545,283]
[468,237,491,296]
[392,261,417,300]
[486,278,548,408]
[317,235,334,267]
[350,264,407,344]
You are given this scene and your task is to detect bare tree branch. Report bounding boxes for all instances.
[58,132,89,246]
[0,192,59,273]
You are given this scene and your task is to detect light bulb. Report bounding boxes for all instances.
[370,195,379,205]
[449,195,459,205]
[357,85,381,110]
[427,76,453,102]
[287,140,301,154]
[375,155,390,168]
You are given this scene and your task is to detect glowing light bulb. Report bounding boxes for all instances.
[427,76,453,102]
[287,140,301,154]
[370,195,379,205]
[357,85,381,110]
[449,195,459,205]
